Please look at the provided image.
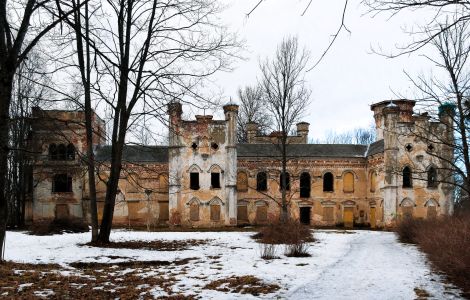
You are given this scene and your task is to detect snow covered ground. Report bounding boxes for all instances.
[4,229,464,299]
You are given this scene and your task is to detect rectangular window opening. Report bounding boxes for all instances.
[211,172,221,189]
[190,172,200,190]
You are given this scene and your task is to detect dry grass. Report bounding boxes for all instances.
[204,275,280,296]
[28,219,89,235]
[396,215,470,297]
[83,239,209,251]
[0,258,200,299]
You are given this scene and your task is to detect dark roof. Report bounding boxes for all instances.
[366,139,384,157]
[237,144,371,158]
[94,141,385,163]
[95,145,169,163]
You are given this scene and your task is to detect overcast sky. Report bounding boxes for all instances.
[205,0,437,141]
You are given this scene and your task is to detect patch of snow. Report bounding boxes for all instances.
[5,230,465,299]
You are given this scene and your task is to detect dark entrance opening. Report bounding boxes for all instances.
[299,207,311,225]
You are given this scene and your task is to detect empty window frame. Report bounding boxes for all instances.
[237,204,248,221]
[211,172,221,189]
[402,166,412,188]
[66,143,75,160]
[190,172,200,190]
[49,144,57,160]
[256,172,267,191]
[57,144,67,160]
[300,172,311,198]
[52,174,72,193]
[280,172,290,191]
[323,172,334,192]
[427,167,437,188]
[370,172,377,193]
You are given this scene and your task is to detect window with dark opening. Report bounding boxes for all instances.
[427,167,437,188]
[211,173,221,188]
[256,172,267,191]
[57,144,67,160]
[428,144,434,152]
[66,144,75,160]
[211,143,219,150]
[280,172,290,191]
[53,174,72,193]
[300,172,311,198]
[323,172,334,192]
[191,142,198,150]
[403,166,412,188]
[49,144,57,160]
[190,172,199,190]
[405,144,413,152]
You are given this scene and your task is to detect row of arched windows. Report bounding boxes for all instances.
[237,171,356,196]
[402,166,437,188]
[49,143,75,161]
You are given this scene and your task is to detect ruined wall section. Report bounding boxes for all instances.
[167,103,238,227]
[247,122,309,144]
[29,107,106,222]
[237,157,371,226]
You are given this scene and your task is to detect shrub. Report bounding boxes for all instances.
[396,214,470,296]
[29,218,89,235]
[254,220,314,258]
[259,243,278,260]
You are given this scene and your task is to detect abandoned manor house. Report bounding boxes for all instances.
[26,99,455,228]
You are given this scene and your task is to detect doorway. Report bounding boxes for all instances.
[299,207,311,225]
[370,207,376,229]
[343,207,354,228]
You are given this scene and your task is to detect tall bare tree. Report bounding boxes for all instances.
[237,85,270,143]
[363,0,470,55]
[79,0,239,242]
[259,36,311,222]
[0,0,87,262]
[402,18,470,210]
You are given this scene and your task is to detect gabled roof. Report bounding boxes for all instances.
[94,140,385,163]
[237,143,372,159]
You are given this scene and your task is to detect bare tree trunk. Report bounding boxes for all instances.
[0,71,15,261]
[70,0,99,242]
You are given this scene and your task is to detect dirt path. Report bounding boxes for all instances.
[288,231,462,299]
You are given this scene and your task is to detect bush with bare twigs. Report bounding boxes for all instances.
[396,215,470,297]
[254,220,314,258]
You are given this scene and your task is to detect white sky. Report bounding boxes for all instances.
[206,0,437,141]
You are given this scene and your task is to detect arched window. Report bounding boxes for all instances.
[255,201,268,223]
[237,171,248,192]
[256,172,267,191]
[403,166,412,188]
[300,172,311,198]
[370,171,377,193]
[57,144,67,160]
[343,172,354,193]
[66,143,75,160]
[188,198,200,222]
[425,199,438,219]
[280,172,290,191]
[52,174,72,193]
[49,144,57,160]
[401,198,414,219]
[323,172,334,192]
[427,167,437,188]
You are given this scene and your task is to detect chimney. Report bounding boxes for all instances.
[296,122,310,143]
[246,122,258,144]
